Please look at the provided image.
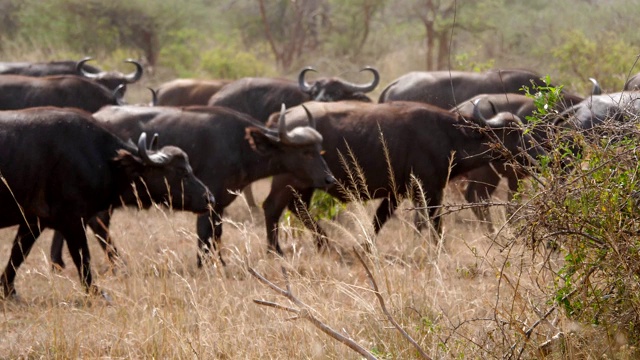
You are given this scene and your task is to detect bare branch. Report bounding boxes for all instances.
[249,267,378,360]
[354,250,433,360]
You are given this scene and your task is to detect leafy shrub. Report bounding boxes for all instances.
[517,85,640,345]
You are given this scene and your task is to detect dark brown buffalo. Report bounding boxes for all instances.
[624,72,640,91]
[207,66,380,122]
[0,74,125,112]
[452,93,562,225]
[50,104,334,268]
[378,69,560,108]
[156,78,232,106]
[208,66,379,207]
[557,90,640,131]
[0,57,143,92]
[261,100,546,255]
[0,107,213,299]
[75,57,143,92]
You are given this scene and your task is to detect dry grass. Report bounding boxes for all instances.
[0,178,632,359]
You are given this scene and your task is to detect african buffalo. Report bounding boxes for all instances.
[208,66,379,207]
[0,107,213,299]
[557,91,640,131]
[452,93,564,225]
[0,57,143,92]
[74,57,144,92]
[624,72,640,91]
[378,69,580,108]
[0,74,125,112]
[156,78,232,106]
[261,100,546,255]
[50,103,334,268]
[208,66,380,123]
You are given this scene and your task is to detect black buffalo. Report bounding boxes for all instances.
[207,66,380,123]
[0,74,125,112]
[50,104,334,267]
[0,107,213,299]
[156,78,232,106]
[625,72,640,91]
[557,91,640,131]
[378,69,579,108]
[261,100,546,255]
[0,57,143,92]
[208,66,379,207]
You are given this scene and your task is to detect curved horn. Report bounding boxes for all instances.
[301,104,316,129]
[277,103,290,143]
[488,99,498,116]
[589,77,602,95]
[113,84,127,106]
[148,87,158,106]
[77,57,98,79]
[137,132,168,165]
[298,67,317,93]
[341,66,380,93]
[123,59,143,83]
[473,98,488,122]
[149,133,159,150]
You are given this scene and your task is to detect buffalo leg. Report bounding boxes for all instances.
[262,180,297,255]
[373,196,400,234]
[62,222,98,294]
[242,184,258,208]
[465,165,501,224]
[50,209,118,269]
[1,222,41,298]
[288,188,328,250]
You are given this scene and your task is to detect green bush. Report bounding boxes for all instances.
[517,86,640,345]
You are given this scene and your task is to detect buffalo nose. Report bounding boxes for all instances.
[325,175,336,186]
[206,193,216,208]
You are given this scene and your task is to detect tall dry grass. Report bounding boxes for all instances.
[1,175,629,359]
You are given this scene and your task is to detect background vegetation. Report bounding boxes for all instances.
[1,0,639,94]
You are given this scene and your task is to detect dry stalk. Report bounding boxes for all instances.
[354,250,433,360]
[249,266,378,360]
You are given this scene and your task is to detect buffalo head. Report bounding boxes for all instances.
[470,99,547,168]
[246,104,335,188]
[117,132,214,213]
[76,57,144,92]
[298,66,380,102]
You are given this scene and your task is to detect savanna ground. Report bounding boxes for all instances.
[0,174,624,359]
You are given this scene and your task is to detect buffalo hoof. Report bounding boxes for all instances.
[89,285,113,305]
[51,262,65,273]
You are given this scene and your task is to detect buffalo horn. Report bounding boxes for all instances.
[123,59,144,83]
[298,66,317,93]
[341,66,380,93]
[113,84,127,106]
[77,57,98,79]
[589,77,602,95]
[137,132,169,165]
[301,104,316,129]
[148,87,158,106]
[473,98,487,122]
[277,103,290,142]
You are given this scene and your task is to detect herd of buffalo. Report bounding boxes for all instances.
[1,57,639,300]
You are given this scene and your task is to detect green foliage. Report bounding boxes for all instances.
[519,99,640,344]
[551,29,639,93]
[200,47,271,79]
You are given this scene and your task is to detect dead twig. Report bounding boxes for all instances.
[354,250,433,360]
[249,266,378,360]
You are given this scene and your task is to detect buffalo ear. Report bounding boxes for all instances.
[113,149,143,177]
[245,127,279,155]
